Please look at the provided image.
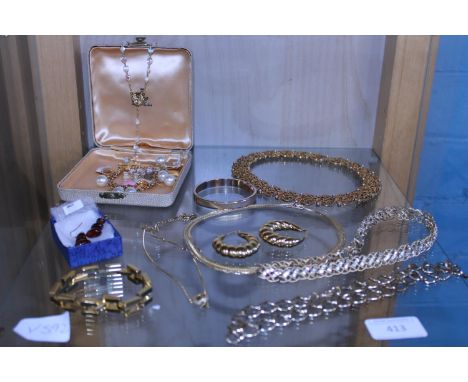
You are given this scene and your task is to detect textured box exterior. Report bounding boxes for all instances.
[50,216,123,268]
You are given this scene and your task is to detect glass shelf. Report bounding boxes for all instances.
[0,146,466,346]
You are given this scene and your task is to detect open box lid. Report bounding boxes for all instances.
[89,42,192,151]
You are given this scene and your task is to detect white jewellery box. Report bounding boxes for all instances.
[57,41,193,207]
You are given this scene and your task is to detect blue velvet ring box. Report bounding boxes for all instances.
[50,216,123,268]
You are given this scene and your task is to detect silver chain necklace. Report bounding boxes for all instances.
[257,206,438,283]
[227,260,466,344]
[120,43,154,152]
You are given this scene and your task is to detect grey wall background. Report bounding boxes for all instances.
[79,36,385,148]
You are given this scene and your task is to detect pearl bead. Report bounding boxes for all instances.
[146,167,154,175]
[96,175,108,187]
[113,186,124,193]
[155,156,166,166]
[164,175,176,187]
[158,170,168,182]
[126,187,137,193]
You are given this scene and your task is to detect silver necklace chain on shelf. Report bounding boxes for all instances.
[227,260,467,345]
[120,43,154,153]
[257,206,438,283]
[142,213,209,308]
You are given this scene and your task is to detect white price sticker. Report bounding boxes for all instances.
[13,312,71,343]
[62,199,84,216]
[365,316,428,340]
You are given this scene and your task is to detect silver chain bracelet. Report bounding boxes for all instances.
[227,260,466,344]
[257,206,438,283]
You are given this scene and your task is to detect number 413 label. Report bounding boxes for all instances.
[364,316,428,340]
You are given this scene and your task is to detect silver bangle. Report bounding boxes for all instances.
[193,178,257,210]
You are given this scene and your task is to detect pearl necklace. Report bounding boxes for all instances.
[120,43,155,153]
[94,44,180,192]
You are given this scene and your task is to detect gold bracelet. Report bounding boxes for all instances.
[49,264,152,317]
[232,150,381,207]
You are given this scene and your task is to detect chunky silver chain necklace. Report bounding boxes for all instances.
[120,43,154,152]
[227,260,466,344]
[257,206,438,283]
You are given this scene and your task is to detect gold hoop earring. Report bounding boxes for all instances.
[259,220,306,248]
[212,231,260,259]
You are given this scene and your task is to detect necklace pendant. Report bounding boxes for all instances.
[131,88,152,107]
